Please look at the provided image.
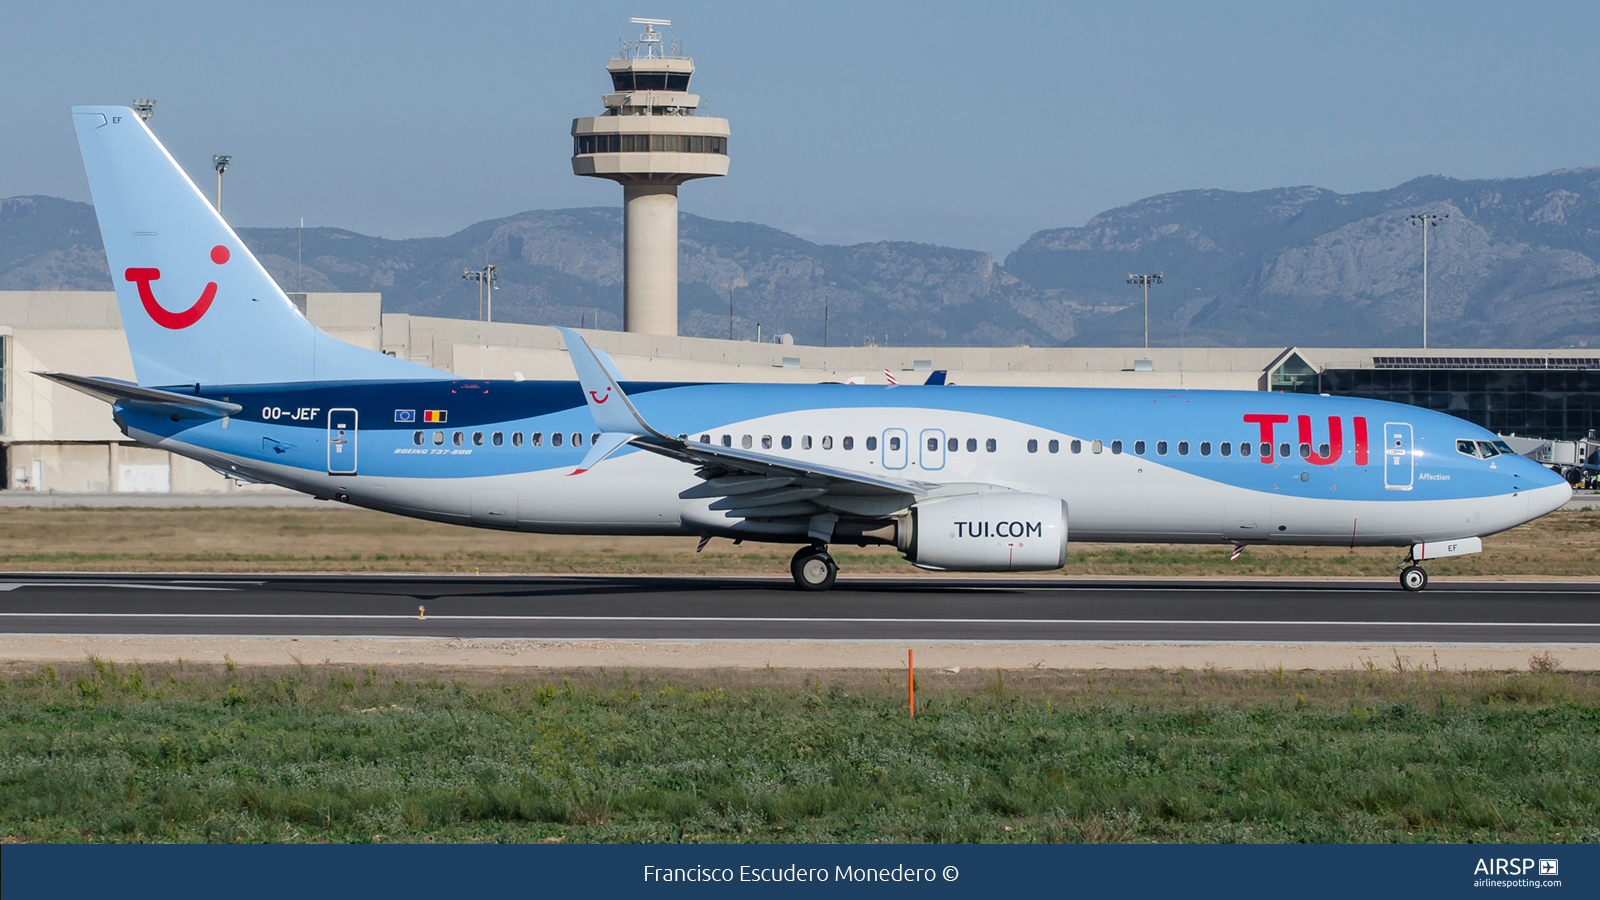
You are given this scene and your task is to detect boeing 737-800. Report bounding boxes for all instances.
[46,107,1571,591]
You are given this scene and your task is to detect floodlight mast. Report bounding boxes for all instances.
[1408,213,1447,349]
[1126,272,1163,349]
[211,155,231,213]
[131,98,156,122]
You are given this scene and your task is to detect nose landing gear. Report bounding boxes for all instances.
[1399,564,1429,592]
[790,545,838,591]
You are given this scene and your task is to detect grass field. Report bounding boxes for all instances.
[0,505,1597,578]
[1,660,1597,844]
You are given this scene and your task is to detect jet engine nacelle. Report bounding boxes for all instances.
[900,492,1068,572]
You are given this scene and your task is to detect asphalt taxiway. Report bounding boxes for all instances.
[0,574,1597,644]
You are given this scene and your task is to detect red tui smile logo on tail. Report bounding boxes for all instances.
[589,387,612,404]
[124,244,230,329]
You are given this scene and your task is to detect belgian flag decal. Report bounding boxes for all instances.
[423,410,447,423]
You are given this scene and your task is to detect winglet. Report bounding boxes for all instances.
[555,326,674,442]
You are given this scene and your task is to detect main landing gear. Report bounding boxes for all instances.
[790,545,838,591]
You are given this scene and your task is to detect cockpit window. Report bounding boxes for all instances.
[1476,441,1502,458]
[1457,439,1484,458]
[1492,441,1515,456]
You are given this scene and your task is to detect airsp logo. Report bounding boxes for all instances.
[1473,858,1552,876]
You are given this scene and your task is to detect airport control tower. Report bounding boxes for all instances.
[572,18,730,336]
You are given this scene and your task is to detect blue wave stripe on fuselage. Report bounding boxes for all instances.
[120,380,1555,502]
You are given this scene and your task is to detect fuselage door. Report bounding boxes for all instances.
[327,407,358,475]
[1383,421,1413,490]
[882,428,908,470]
[919,428,946,471]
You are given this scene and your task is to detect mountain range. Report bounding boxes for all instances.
[4,166,1598,348]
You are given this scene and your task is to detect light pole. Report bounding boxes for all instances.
[1408,213,1447,349]
[1126,272,1163,349]
[132,98,156,122]
[462,265,498,323]
[484,264,497,323]
[211,155,231,213]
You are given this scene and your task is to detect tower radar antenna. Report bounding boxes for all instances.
[628,17,673,58]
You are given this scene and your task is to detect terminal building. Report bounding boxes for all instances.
[2,288,1595,493]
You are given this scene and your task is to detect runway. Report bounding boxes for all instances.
[1,574,1598,644]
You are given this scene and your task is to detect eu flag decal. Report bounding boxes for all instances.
[423,410,447,423]
[394,410,416,423]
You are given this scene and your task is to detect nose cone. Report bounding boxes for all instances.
[1519,459,1572,519]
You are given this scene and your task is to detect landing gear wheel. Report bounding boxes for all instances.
[790,546,838,591]
[1399,565,1429,592]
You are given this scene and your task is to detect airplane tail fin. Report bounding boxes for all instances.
[70,106,436,387]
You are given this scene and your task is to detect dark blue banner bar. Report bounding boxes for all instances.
[2,844,1592,898]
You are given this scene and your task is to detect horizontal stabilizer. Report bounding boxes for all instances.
[37,371,242,420]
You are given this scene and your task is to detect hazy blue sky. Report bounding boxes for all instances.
[5,1,1598,256]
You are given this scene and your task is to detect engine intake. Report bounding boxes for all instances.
[899,492,1067,572]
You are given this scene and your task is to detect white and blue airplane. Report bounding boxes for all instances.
[47,106,1571,591]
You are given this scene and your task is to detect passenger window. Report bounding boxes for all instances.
[1134,440,1145,455]
[1240,441,1252,457]
[1319,443,1330,457]
[1177,441,1189,456]
[453,432,464,446]
[722,435,732,448]
[1220,441,1231,457]
[552,432,563,447]
[592,433,600,446]
[869,436,881,451]
[1071,440,1082,454]
[1298,442,1310,459]
[761,435,772,449]
[741,434,753,449]
[1111,440,1123,455]
[1091,440,1103,454]
[530,432,542,447]
[700,434,711,443]
[512,432,523,447]
[926,437,937,452]
[822,436,833,450]
[782,435,793,449]
[1048,439,1060,453]
[432,431,444,446]
[887,436,898,451]
[803,436,813,450]
[1027,439,1038,453]
[967,438,978,452]
[1280,443,1292,459]
[1199,441,1210,456]
[492,432,503,446]
[413,431,423,445]
[947,437,958,452]
[843,436,855,450]
[473,431,484,446]
[1157,440,1168,455]
[572,432,584,447]
[1260,442,1271,458]
[986,438,997,452]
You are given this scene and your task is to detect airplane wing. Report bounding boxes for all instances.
[555,328,933,535]
[37,371,243,420]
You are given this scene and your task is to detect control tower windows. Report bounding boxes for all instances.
[575,135,727,155]
[610,71,691,92]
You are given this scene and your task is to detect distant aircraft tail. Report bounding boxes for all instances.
[70,106,436,386]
